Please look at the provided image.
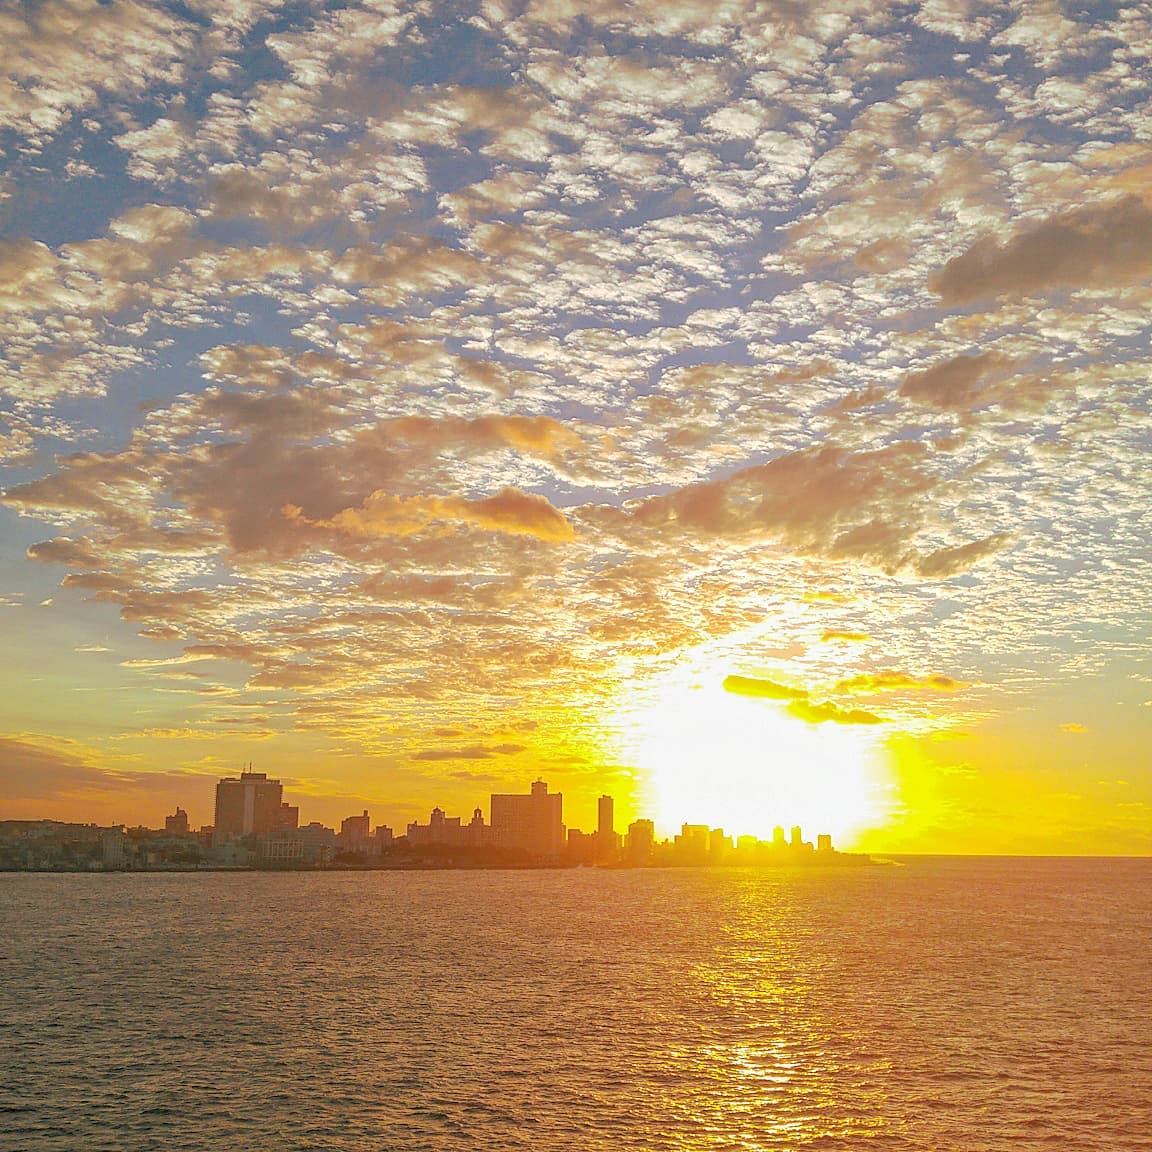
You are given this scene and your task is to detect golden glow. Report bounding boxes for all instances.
[615,670,894,846]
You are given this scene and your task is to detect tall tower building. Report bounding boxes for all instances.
[598,794,614,838]
[490,779,564,858]
[596,793,619,860]
[213,768,285,843]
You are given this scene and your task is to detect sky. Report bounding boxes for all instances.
[1,0,1150,853]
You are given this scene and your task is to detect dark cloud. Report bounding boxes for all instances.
[787,700,884,726]
[636,442,937,571]
[0,736,110,800]
[27,537,102,567]
[899,352,1007,410]
[931,196,1152,304]
[723,674,807,700]
[915,534,1010,578]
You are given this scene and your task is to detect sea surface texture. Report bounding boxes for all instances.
[2,858,1150,1151]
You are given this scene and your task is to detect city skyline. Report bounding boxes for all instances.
[0,767,856,871]
[6,766,837,851]
[2,0,1151,855]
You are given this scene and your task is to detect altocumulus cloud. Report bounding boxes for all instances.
[412,744,527,761]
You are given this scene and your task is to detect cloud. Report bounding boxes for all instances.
[635,441,938,571]
[300,486,575,544]
[3,0,1151,817]
[723,674,807,701]
[0,735,110,800]
[1060,722,1088,734]
[899,352,1008,410]
[0,0,193,144]
[412,744,526,761]
[27,537,103,567]
[914,534,1011,578]
[834,671,968,694]
[931,196,1152,305]
[787,700,885,726]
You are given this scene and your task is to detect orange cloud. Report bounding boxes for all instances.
[931,195,1152,304]
[636,441,938,571]
[413,744,526,761]
[899,352,1009,410]
[915,534,1010,578]
[309,485,574,543]
[835,671,968,694]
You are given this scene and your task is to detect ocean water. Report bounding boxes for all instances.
[2,858,1150,1151]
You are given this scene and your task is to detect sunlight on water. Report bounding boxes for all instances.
[3,861,1151,1151]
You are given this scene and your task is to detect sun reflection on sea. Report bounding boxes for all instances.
[672,876,898,1149]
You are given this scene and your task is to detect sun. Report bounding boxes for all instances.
[613,670,893,847]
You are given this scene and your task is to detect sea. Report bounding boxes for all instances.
[2,857,1150,1151]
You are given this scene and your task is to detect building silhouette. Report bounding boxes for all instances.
[164,807,189,835]
[624,818,654,864]
[261,821,336,865]
[598,794,614,838]
[490,779,564,857]
[464,807,490,848]
[709,828,731,862]
[596,793,619,859]
[340,810,371,850]
[407,806,464,847]
[213,768,295,843]
[675,823,710,865]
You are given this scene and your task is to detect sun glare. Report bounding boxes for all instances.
[617,672,893,847]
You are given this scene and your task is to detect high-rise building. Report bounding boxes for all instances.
[596,793,619,859]
[598,795,614,839]
[817,833,833,853]
[490,779,564,857]
[164,807,189,835]
[340,810,371,849]
[772,825,786,847]
[624,818,654,864]
[213,769,286,843]
[790,825,803,848]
